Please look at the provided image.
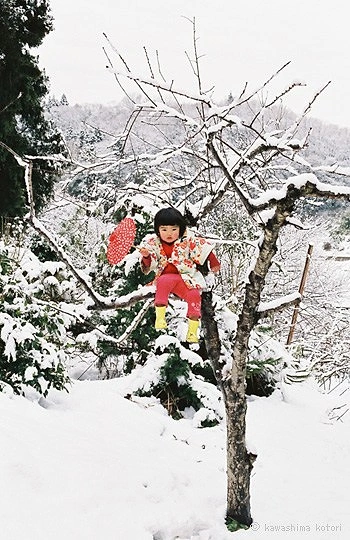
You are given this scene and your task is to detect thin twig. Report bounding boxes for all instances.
[102,45,135,104]
[0,92,22,115]
[103,33,158,107]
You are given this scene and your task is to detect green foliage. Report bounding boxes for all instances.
[148,345,203,419]
[0,251,12,276]
[0,0,66,218]
[225,517,250,532]
[332,210,350,241]
[30,233,60,262]
[96,305,159,377]
[133,341,222,425]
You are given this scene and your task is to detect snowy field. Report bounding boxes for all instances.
[0,377,349,540]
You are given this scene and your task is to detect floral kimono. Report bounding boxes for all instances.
[140,228,214,289]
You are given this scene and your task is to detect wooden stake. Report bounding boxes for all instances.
[286,243,314,345]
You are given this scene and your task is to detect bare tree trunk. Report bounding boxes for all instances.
[201,289,256,527]
[223,193,300,526]
[222,380,256,527]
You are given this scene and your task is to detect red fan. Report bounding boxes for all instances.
[107,217,137,264]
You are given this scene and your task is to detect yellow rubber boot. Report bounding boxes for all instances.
[155,306,167,330]
[186,319,200,343]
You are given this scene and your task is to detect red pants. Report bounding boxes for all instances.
[155,274,201,318]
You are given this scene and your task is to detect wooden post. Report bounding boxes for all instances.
[286,243,314,345]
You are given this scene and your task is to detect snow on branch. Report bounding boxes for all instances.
[287,81,331,134]
[29,215,111,309]
[139,102,200,128]
[313,164,350,177]
[64,141,204,178]
[30,206,155,310]
[3,147,155,312]
[235,61,292,107]
[203,126,311,220]
[250,173,350,212]
[113,298,153,343]
[29,213,155,310]
[257,292,301,319]
[96,285,156,311]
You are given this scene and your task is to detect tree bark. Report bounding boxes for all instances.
[201,290,223,383]
[224,190,300,526]
[201,289,256,527]
[223,380,256,526]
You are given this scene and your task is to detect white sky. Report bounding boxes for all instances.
[38,0,350,129]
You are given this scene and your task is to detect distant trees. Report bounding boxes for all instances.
[0,0,64,219]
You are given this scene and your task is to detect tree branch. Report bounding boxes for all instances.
[1,145,155,311]
[257,292,301,319]
[206,133,255,215]
[250,174,350,213]
[108,67,212,107]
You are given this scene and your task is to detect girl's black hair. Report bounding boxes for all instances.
[154,207,187,237]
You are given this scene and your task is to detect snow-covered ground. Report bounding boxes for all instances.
[0,378,349,540]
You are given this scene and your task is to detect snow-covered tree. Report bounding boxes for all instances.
[5,20,350,530]
[80,26,350,528]
[0,225,71,396]
[60,93,69,106]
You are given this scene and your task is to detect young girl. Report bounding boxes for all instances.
[139,208,220,343]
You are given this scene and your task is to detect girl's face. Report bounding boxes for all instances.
[158,225,180,243]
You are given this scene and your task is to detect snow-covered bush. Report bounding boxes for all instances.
[0,238,72,396]
[122,335,224,426]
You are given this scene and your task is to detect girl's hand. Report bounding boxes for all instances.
[139,247,150,258]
